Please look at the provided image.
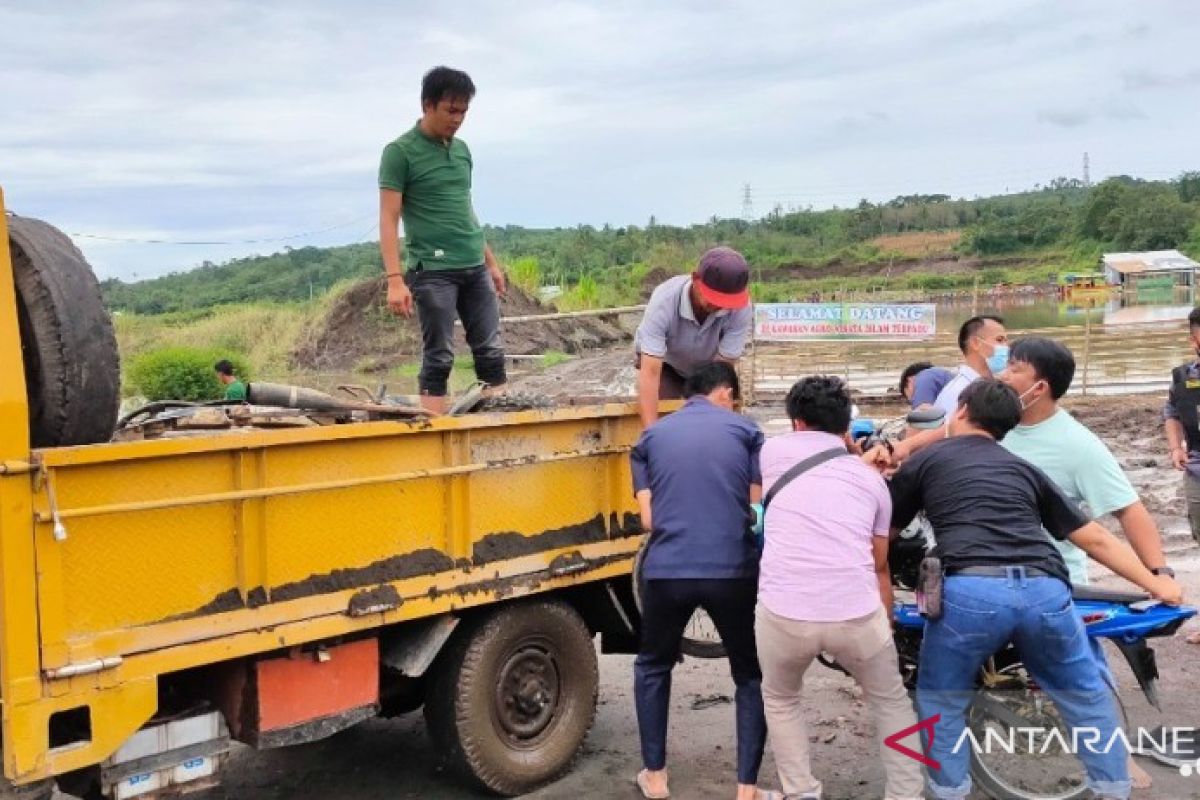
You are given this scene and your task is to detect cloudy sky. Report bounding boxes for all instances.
[2,1,1198,280]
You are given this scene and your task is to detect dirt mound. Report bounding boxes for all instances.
[292,277,631,372]
[292,278,415,372]
[639,266,679,300]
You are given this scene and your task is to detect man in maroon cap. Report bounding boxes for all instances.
[634,247,753,427]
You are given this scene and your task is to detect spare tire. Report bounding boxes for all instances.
[8,214,120,447]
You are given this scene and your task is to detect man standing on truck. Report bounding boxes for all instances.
[629,361,768,800]
[634,247,754,427]
[378,66,508,414]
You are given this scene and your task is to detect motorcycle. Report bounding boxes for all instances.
[872,548,1196,800]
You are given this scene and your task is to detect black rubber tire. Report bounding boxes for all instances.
[423,601,598,796]
[967,663,1126,800]
[631,542,727,659]
[9,214,120,447]
[0,776,54,800]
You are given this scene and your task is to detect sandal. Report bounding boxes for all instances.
[635,768,670,799]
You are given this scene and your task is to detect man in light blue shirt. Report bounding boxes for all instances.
[933,315,1009,417]
[999,337,1169,585]
[1001,336,1168,790]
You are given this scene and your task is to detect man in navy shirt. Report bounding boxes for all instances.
[630,361,766,800]
[900,360,953,409]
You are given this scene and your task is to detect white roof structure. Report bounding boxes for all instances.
[1101,249,1199,275]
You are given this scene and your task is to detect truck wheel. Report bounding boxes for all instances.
[8,214,120,447]
[0,777,54,800]
[424,601,598,796]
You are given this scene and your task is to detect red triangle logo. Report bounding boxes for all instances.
[884,713,941,770]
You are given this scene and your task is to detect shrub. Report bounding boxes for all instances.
[127,346,250,401]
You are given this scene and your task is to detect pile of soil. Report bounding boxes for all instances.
[639,266,679,300]
[292,277,631,373]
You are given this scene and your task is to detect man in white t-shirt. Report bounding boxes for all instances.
[932,315,1009,416]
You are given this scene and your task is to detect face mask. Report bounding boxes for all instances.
[985,344,1009,375]
[1017,380,1043,412]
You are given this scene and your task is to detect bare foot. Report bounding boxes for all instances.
[1186,630,1200,645]
[1129,755,1153,789]
[636,768,669,799]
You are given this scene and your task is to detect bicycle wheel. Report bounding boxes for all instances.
[631,542,726,659]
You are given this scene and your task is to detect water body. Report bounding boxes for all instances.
[934,286,1194,331]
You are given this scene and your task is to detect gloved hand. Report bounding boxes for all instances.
[751,502,764,548]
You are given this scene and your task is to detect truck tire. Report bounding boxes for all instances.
[424,601,598,796]
[8,214,120,447]
[0,777,53,800]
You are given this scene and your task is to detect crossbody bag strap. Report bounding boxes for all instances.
[761,446,849,513]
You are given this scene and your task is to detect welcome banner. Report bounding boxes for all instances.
[753,303,937,341]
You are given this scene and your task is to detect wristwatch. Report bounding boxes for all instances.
[1151,566,1176,578]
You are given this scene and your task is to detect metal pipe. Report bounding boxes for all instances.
[456,304,646,326]
[45,656,122,679]
[35,446,629,523]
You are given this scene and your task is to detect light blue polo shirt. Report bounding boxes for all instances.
[1001,408,1138,584]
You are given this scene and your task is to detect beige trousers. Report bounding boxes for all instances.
[755,603,925,800]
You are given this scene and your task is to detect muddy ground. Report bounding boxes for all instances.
[60,392,1200,799]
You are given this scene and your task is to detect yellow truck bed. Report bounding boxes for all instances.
[0,191,648,796]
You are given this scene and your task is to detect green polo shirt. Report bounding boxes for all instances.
[378,123,485,271]
[223,379,247,402]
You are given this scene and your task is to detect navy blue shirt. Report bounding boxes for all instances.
[909,367,954,408]
[630,397,764,579]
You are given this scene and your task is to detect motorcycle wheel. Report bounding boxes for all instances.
[967,662,1127,800]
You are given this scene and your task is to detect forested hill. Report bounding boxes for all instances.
[101,173,1200,315]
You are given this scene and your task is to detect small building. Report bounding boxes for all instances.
[1101,249,1200,291]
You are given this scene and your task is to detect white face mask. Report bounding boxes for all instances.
[1017,381,1045,412]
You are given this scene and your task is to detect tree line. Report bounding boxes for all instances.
[102,173,1200,315]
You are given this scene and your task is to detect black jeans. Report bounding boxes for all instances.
[634,577,766,784]
[406,265,506,396]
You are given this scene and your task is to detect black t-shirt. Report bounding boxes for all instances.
[889,435,1089,584]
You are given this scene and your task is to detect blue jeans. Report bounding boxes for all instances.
[917,570,1130,800]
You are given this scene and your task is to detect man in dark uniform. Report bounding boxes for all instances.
[1163,306,1200,547]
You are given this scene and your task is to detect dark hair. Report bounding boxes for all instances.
[214,359,235,377]
[957,378,1021,440]
[1189,306,1200,330]
[1009,337,1075,399]
[421,66,476,107]
[899,361,934,398]
[785,375,852,435]
[683,361,741,400]
[957,315,1004,354]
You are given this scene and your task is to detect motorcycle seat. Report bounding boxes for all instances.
[1071,585,1150,604]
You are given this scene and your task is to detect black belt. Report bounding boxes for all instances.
[947,565,1057,580]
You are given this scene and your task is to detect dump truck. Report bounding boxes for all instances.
[0,187,649,799]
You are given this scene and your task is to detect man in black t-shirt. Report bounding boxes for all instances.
[889,379,1181,800]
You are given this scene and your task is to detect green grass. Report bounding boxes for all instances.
[540,350,572,368]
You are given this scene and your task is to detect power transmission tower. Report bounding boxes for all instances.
[741,183,755,221]
[1082,152,1091,188]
